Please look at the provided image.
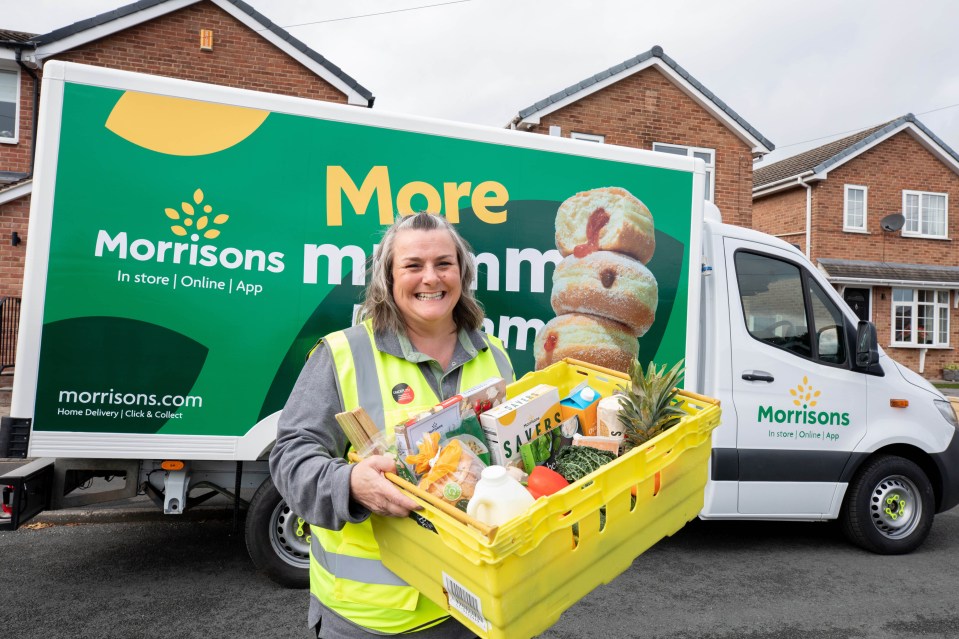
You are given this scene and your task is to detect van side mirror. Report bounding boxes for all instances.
[855,321,879,368]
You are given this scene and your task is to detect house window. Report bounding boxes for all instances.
[653,143,715,201]
[892,288,949,346]
[570,132,604,143]
[0,67,19,143]
[903,190,947,238]
[844,185,867,231]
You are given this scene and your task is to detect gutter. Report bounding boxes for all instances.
[752,170,815,199]
[801,176,812,258]
[826,276,959,290]
[14,45,40,177]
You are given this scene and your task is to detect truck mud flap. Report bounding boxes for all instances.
[1,458,55,531]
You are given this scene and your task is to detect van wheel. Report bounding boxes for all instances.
[245,477,310,588]
[840,455,934,554]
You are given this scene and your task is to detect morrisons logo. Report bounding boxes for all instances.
[94,188,285,273]
[757,376,850,427]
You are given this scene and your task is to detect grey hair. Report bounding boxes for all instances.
[359,212,485,334]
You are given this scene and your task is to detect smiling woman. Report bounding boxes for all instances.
[390,229,462,365]
[269,211,513,639]
[360,213,483,366]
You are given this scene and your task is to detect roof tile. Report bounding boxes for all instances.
[754,114,959,189]
[3,0,373,103]
[819,257,959,286]
[515,45,773,152]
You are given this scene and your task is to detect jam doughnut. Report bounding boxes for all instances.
[533,313,638,373]
[551,251,657,337]
[554,187,655,263]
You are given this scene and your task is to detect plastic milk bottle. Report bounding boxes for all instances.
[466,465,535,526]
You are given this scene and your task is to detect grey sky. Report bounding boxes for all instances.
[6,0,959,165]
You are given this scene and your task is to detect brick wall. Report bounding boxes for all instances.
[752,185,808,251]
[0,194,28,297]
[753,130,959,378]
[0,0,354,300]
[0,70,35,175]
[524,66,757,227]
[811,132,959,265]
[52,2,348,103]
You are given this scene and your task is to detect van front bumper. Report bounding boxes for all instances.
[932,431,959,513]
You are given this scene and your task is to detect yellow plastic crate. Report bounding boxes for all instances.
[372,359,721,639]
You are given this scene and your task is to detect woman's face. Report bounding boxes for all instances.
[391,229,462,334]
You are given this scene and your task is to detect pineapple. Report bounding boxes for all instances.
[617,359,686,450]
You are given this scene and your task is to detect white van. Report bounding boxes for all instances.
[697,203,959,554]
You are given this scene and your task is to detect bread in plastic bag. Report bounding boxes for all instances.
[407,432,485,506]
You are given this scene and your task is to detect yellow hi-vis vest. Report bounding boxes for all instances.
[311,320,512,634]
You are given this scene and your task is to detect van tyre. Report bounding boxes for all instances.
[840,455,934,555]
[245,477,310,588]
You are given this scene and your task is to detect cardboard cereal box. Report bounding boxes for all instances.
[479,384,562,467]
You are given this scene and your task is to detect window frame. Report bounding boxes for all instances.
[890,287,950,348]
[570,132,604,143]
[734,249,851,369]
[902,189,948,239]
[0,64,20,145]
[843,184,868,232]
[652,142,716,201]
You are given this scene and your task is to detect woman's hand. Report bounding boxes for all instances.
[349,455,422,517]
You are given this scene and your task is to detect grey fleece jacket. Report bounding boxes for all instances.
[269,325,512,636]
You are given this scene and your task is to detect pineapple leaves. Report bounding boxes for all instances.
[617,359,686,451]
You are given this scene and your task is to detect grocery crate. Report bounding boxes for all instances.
[372,358,721,639]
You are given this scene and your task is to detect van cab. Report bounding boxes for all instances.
[698,205,959,553]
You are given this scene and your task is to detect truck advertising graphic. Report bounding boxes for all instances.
[22,62,702,448]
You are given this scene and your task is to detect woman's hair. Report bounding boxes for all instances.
[359,212,485,334]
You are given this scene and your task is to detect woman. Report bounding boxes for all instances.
[270,212,514,639]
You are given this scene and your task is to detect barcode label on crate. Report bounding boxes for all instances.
[442,572,488,631]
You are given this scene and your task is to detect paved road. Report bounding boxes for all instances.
[0,515,313,639]
[4,388,959,638]
[3,507,959,638]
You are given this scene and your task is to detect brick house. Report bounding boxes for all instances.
[508,45,774,228]
[0,0,373,301]
[752,114,959,378]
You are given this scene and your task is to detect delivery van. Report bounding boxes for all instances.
[2,62,958,588]
[695,208,959,555]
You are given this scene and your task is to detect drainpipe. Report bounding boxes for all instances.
[800,176,813,258]
[14,45,40,174]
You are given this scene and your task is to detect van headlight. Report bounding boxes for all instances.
[934,399,959,429]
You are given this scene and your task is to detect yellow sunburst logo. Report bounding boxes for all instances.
[164,189,229,241]
[789,376,821,408]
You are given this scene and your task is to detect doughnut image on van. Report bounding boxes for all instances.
[534,187,658,372]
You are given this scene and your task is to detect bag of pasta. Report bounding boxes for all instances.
[406,432,485,510]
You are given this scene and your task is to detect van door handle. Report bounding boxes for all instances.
[742,370,774,382]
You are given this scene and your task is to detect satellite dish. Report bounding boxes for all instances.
[880,213,905,232]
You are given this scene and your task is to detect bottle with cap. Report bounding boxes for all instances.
[466,465,536,526]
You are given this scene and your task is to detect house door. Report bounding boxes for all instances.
[843,288,870,321]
